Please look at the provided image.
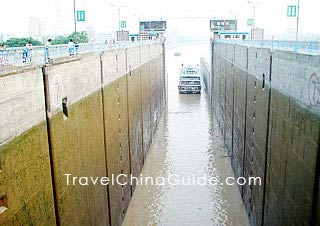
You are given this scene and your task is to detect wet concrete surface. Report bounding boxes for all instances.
[122,43,249,226]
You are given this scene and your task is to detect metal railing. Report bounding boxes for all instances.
[216,39,320,55]
[0,40,160,66]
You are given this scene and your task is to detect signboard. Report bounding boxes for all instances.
[120,21,126,29]
[77,10,85,22]
[287,5,297,17]
[139,25,145,32]
[247,19,254,26]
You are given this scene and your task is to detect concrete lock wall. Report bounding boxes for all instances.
[200,57,211,100]
[140,44,152,162]
[0,42,166,226]
[43,53,109,226]
[202,41,320,226]
[0,65,56,226]
[126,46,144,192]
[101,48,131,226]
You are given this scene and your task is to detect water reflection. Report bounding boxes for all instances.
[122,43,249,226]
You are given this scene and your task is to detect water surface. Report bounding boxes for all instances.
[122,43,249,226]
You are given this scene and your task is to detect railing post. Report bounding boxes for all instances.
[308,42,312,54]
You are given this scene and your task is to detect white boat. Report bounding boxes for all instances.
[178,65,201,94]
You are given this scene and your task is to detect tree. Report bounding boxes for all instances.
[52,36,69,45]
[5,37,43,47]
[68,31,89,43]
[52,32,89,45]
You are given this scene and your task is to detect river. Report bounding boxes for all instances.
[122,42,249,226]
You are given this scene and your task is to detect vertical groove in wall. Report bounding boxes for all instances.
[0,44,165,226]
[125,49,133,196]
[311,127,320,225]
[241,47,249,197]
[218,55,221,128]
[162,43,167,104]
[261,55,272,226]
[42,66,60,226]
[212,42,215,108]
[210,42,213,105]
[139,46,145,164]
[231,45,235,160]
[224,49,227,147]
[149,50,153,144]
[211,41,320,226]
[100,56,112,226]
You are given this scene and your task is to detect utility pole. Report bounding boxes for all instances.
[252,4,256,39]
[118,7,121,31]
[248,1,260,40]
[73,0,77,40]
[111,4,126,41]
[296,0,300,41]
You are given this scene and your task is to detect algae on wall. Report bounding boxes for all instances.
[207,41,320,226]
[0,66,56,226]
[0,42,166,226]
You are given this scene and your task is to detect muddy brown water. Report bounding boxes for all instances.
[122,43,249,226]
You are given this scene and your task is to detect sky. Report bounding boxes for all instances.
[1,0,320,40]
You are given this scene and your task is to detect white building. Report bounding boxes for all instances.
[28,17,46,42]
[0,33,13,43]
[86,25,96,43]
[96,33,114,44]
[53,2,63,36]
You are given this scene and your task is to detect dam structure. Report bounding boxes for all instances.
[1,37,320,226]
[0,41,166,226]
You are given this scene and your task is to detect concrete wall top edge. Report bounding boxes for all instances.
[49,52,101,66]
[248,47,272,82]
[50,55,80,65]
[45,53,102,117]
[234,45,248,70]
[102,47,126,54]
[0,67,46,145]
[140,44,162,65]
[0,63,39,78]
[272,50,320,116]
[216,42,319,115]
[140,45,151,65]
[273,49,320,67]
[226,44,235,62]
[101,49,127,86]
[126,46,141,72]
[149,44,157,59]
[200,57,211,71]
